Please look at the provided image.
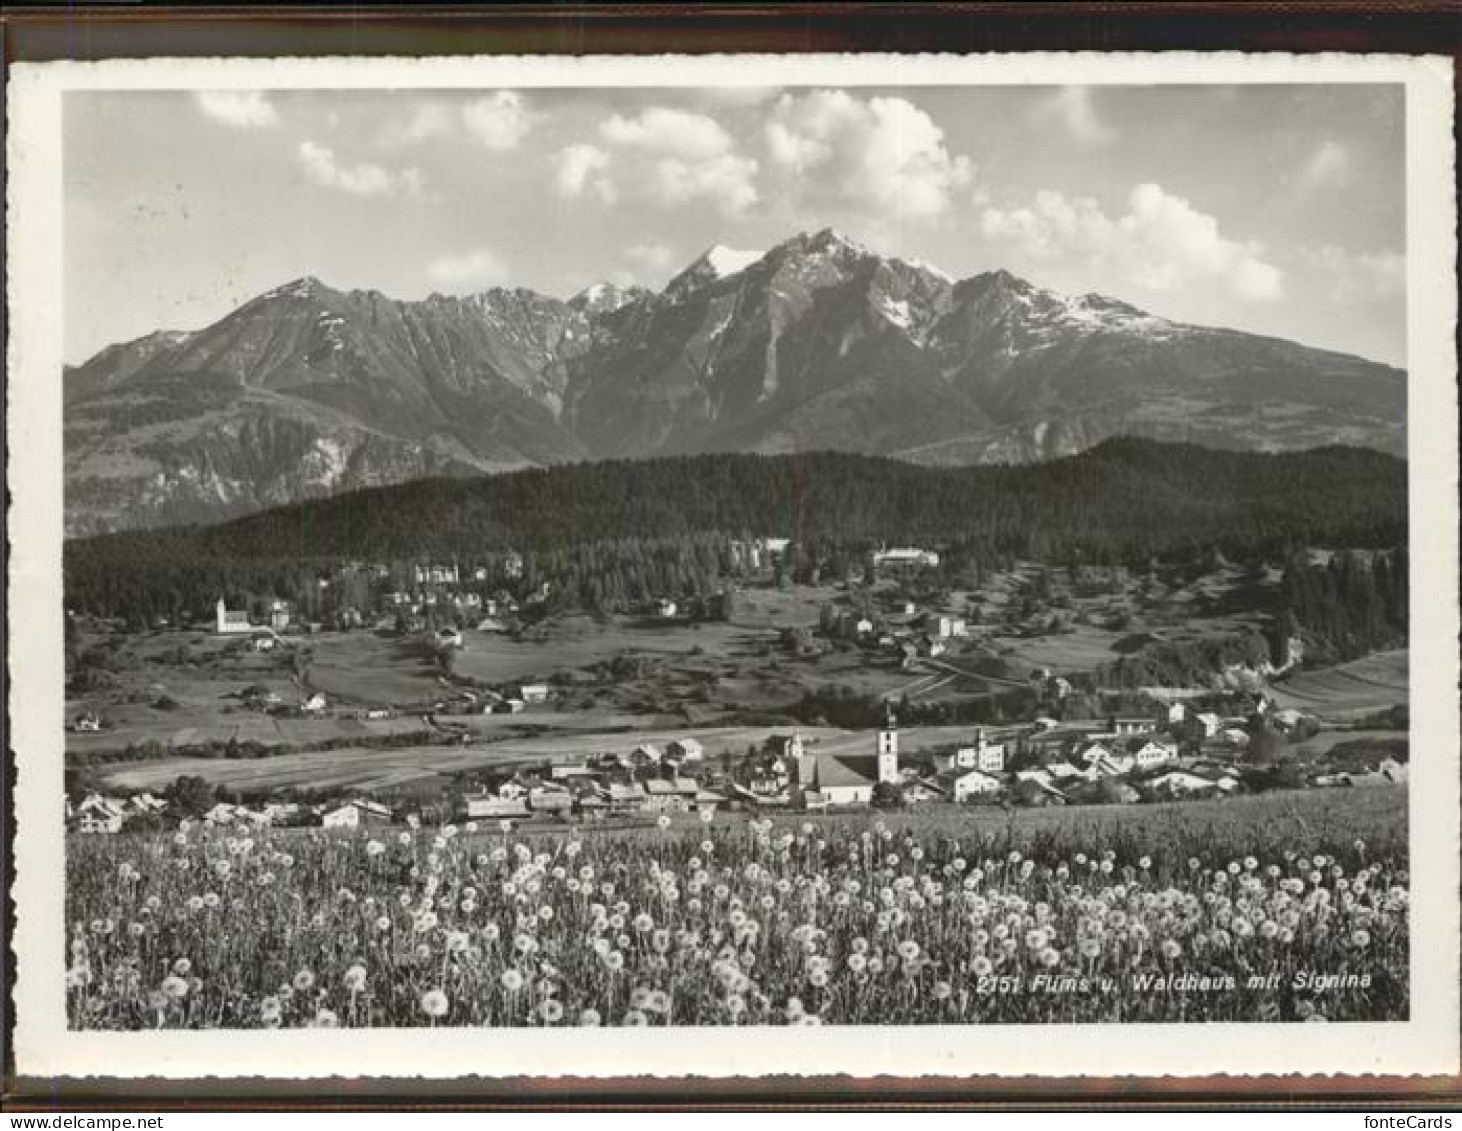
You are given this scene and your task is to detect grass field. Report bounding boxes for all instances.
[95,722,1045,793]
[68,713,433,758]
[96,725,837,792]
[304,633,447,705]
[790,783,1407,853]
[1287,729,1407,760]
[64,786,1408,1028]
[1270,651,1408,720]
[493,784,1408,859]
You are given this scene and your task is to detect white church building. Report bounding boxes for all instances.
[215,597,251,635]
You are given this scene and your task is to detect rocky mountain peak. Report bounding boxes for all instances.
[64,230,1407,535]
[256,275,333,303]
[662,243,763,304]
[567,281,651,315]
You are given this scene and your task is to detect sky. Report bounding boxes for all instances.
[65,83,1406,366]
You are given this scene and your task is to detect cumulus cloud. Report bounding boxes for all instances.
[981,182,1284,302]
[1302,140,1352,187]
[392,103,456,145]
[553,143,615,203]
[601,107,734,159]
[381,92,531,151]
[462,92,531,151]
[297,141,425,199]
[764,90,974,220]
[426,248,509,289]
[194,90,279,129]
[1036,87,1114,145]
[1306,245,1405,302]
[645,152,759,214]
[556,107,758,216]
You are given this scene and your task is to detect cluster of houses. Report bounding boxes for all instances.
[393,590,523,634]
[67,791,168,834]
[747,702,1404,810]
[410,556,524,587]
[425,681,551,717]
[210,553,532,640]
[463,737,729,822]
[817,599,973,665]
[67,688,1406,835]
[66,792,403,835]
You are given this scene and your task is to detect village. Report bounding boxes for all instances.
[68,697,1407,836]
[65,537,1409,838]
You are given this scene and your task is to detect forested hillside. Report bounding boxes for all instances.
[64,439,1406,623]
[1275,549,1410,663]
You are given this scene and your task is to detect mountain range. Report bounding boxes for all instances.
[64,228,1406,535]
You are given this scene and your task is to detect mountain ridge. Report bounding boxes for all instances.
[65,228,1406,535]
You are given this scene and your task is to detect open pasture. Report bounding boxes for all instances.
[1270,651,1408,720]
[795,782,1408,853]
[92,722,1029,793]
[304,632,447,705]
[96,725,843,792]
[69,712,433,758]
[451,619,770,686]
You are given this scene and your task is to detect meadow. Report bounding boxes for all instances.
[1269,650,1409,721]
[65,789,1407,1028]
[97,723,1048,793]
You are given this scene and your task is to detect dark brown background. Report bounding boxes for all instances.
[3,0,1459,1111]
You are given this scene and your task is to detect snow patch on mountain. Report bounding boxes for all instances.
[1053,294,1177,339]
[900,257,954,285]
[569,282,645,314]
[703,245,760,278]
[876,296,913,330]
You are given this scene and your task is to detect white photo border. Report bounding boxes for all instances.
[7,51,1458,1081]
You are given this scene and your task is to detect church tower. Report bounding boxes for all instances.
[876,709,899,784]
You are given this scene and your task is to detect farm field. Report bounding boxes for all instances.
[1269,651,1408,720]
[486,784,1408,857]
[304,632,453,705]
[95,723,1029,793]
[67,713,434,757]
[792,783,1407,849]
[452,618,770,684]
[977,626,1131,675]
[97,725,843,792]
[65,786,1408,1028]
[1286,729,1408,761]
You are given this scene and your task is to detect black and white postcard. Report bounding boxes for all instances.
[7,51,1458,1081]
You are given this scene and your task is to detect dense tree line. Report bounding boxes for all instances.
[64,440,1406,621]
[1274,548,1408,663]
[1094,632,1275,690]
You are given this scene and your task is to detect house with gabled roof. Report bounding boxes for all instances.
[642,778,699,813]
[73,793,127,834]
[605,782,648,814]
[947,768,1003,803]
[321,799,392,829]
[667,737,705,763]
[800,753,879,807]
